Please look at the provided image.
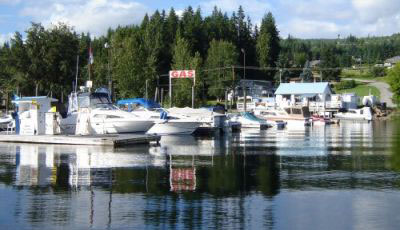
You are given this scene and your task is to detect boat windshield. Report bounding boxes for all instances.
[90,93,112,106]
[94,103,118,110]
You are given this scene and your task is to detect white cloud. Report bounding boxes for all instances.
[281,19,345,39]
[20,0,149,37]
[352,0,400,24]
[277,0,400,38]
[0,32,13,44]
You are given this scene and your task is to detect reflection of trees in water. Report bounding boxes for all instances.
[389,119,400,172]
[280,154,400,190]
[140,154,280,229]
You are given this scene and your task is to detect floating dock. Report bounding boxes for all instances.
[0,133,160,147]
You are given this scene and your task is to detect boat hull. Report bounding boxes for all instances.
[146,121,201,135]
[91,119,154,134]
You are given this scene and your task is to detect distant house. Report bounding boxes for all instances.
[384,56,400,68]
[235,80,274,98]
[274,82,333,107]
[309,60,321,68]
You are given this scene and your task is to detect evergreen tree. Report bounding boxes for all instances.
[171,35,202,107]
[206,39,238,100]
[388,63,400,104]
[111,28,147,98]
[256,12,280,80]
[300,60,313,82]
[320,44,341,81]
[233,6,256,66]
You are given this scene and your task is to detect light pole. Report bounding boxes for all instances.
[241,48,246,112]
[104,42,112,99]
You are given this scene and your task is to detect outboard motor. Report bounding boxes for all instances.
[160,110,168,120]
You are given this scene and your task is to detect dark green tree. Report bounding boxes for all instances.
[206,39,238,100]
[319,44,341,81]
[388,63,400,104]
[256,12,280,79]
[171,35,203,107]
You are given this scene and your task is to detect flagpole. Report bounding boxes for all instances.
[75,55,79,92]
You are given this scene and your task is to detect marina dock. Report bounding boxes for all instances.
[0,133,160,147]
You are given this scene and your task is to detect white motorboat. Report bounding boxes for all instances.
[254,106,312,127]
[0,114,13,130]
[166,107,228,134]
[60,92,154,135]
[228,112,269,129]
[334,107,373,121]
[117,98,202,135]
[146,119,202,135]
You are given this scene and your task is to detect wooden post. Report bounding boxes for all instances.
[169,75,172,108]
[192,86,195,108]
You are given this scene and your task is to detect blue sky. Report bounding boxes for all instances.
[1,0,400,44]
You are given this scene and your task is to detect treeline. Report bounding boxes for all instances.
[1,6,400,107]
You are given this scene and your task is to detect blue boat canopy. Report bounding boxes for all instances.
[117,98,161,109]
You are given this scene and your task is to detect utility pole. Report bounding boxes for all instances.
[241,49,246,112]
[231,66,234,111]
[105,42,112,98]
[145,79,148,99]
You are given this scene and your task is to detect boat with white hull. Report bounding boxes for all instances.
[117,98,202,135]
[146,120,201,135]
[254,106,312,127]
[228,112,269,129]
[60,92,154,135]
[334,107,373,121]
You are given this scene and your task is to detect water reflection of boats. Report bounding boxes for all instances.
[12,144,165,187]
[149,135,230,158]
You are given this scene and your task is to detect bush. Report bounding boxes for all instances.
[370,66,386,77]
[335,80,356,90]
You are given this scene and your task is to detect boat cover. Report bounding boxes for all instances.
[117,98,161,109]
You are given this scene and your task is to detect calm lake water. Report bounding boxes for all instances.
[1,120,400,230]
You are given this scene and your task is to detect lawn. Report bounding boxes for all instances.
[341,68,375,79]
[335,83,381,98]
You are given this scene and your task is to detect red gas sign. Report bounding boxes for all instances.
[169,70,195,79]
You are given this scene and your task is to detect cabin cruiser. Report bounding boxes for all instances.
[60,92,154,135]
[254,106,312,127]
[228,112,269,129]
[167,107,227,133]
[117,98,202,135]
[334,107,373,121]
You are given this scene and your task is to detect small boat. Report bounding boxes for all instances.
[117,98,202,135]
[311,114,334,125]
[334,107,373,121]
[228,112,269,129]
[167,107,227,134]
[254,106,312,127]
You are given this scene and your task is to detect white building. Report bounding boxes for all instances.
[274,82,333,108]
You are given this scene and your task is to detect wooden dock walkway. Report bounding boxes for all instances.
[0,133,160,147]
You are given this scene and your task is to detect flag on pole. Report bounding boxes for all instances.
[89,44,94,65]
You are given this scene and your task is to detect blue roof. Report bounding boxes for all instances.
[274,82,331,95]
[117,98,161,109]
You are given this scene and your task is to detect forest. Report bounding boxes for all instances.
[1,6,400,107]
